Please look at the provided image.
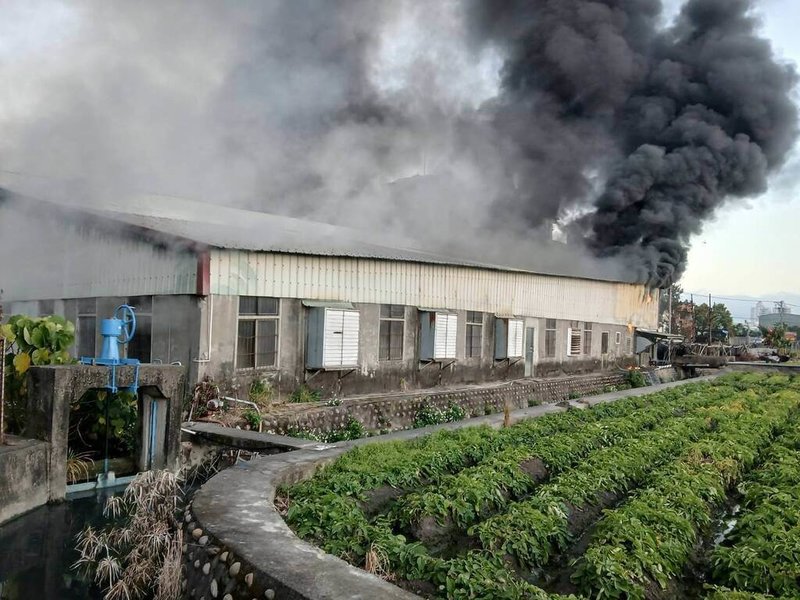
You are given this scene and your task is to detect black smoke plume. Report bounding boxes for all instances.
[0,1,796,288]
[469,0,798,287]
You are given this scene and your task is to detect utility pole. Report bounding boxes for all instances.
[691,294,696,344]
[708,293,713,347]
[668,284,673,334]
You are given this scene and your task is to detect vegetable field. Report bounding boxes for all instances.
[280,373,800,599]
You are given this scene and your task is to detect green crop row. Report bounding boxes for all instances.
[573,388,800,600]
[285,383,726,561]
[282,374,800,600]
[710,428,800,597]
[391,386,730,534]
[287,381,720,502]
[471,409,724,571]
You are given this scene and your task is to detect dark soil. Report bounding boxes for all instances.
[536,490,626,595]
[519,457,549,482]
[396,578,438,598]
[360,485,407,518]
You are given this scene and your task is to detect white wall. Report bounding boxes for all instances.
[210,250,659,329]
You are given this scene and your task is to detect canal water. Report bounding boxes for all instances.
[0,491,118,600]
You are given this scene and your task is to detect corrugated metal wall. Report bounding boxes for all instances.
[211,250,659,329]
[0,208,198,301]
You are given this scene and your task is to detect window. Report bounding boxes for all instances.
[601,331,610,354]
[615,331,622,345]
[545,319,557,358]
[126,296,152,363]
[434,313,458,359]
[77,298,96,359]
[583,323,593,355]
[379,304,404,361]
[237,296,279,369]
[626,336,633,354]
[567,322,582,356]
[466,311,482,358]
[39,300,54,316]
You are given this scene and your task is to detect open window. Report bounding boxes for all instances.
[495,317,524,359]
[566,325,582,356]
[419,310,457,360]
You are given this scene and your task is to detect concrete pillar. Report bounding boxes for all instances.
[26,365,184,503]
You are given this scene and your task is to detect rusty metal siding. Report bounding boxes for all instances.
[211,250,658,329]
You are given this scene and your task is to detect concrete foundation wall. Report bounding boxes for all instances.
[0,438,51,524]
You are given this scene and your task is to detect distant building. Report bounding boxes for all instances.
[759,313,800,329]
[751,301,770,321]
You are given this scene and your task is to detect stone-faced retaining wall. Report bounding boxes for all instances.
[264,371,632,436]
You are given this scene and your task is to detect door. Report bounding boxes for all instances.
[525,327,536,377]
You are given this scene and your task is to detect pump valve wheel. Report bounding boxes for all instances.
[114,304,137,344]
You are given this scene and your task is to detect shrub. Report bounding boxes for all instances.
[286,416,366,443]
[248,378,273,408]
[413,402,466,429]
[628,369,648,388]
[242,408,261,430]
[74,470,184,600]
[289,385,322,404]
[1,314,75,434]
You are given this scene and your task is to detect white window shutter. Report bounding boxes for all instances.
[322,309,359,367]
[508,319,524,358]
[434,312,457,359]
[566,327,573,356]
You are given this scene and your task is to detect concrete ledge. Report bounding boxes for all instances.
[726,363,800,374]
[182,422,321,452]
[188,375,721,600]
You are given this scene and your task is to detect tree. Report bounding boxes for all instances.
[733,323,750,337]
[764,324,792,354]
[694,303,734,342]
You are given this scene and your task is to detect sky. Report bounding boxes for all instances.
[663,0,800,300]
[0,1,798,306]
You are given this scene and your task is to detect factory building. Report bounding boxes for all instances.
[0,193,658,399]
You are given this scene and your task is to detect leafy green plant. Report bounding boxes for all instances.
[281,374,799,599]
[627,369,648,388]
[412,402,466,428]
[242,408,261,430]
[286,416,366,443]
[289,385,322,404]
[248,377,273,408]
[2,314,76,433]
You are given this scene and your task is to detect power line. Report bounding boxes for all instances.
[680,291,799,309]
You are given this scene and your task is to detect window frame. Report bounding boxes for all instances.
[466,311,483,358]
[379,304,405,361]
[583,323,593,356]
[77,298,97,359]
[544,318,557,358]
[567,322,582,356]
[236,296,280,370]
[615,331,622,345]
[126,296,153,363]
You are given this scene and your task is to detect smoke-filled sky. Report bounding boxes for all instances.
[0,0,797,292]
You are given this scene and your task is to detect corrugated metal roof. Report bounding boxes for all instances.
[0,181,637,284]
